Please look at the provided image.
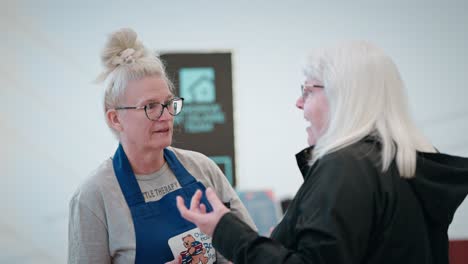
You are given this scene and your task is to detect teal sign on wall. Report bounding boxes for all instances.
[176,67,226,134]
[160,53,236,186]
[209,155,233,186]
[180,67,215,103]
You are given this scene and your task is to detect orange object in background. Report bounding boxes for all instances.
[449,240,468,264]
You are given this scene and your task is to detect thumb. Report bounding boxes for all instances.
[205,187,226,211]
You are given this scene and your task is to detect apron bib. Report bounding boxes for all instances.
[113,144,217,263]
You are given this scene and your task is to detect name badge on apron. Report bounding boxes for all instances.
[168,227,216,264]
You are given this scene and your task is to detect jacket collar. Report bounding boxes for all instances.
[295,145,314,179]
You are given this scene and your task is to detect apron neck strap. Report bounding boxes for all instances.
[163,148,197,187]
[113,145,198,207]
[113,144,145,206]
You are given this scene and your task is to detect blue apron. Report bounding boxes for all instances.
[113,144,214,263]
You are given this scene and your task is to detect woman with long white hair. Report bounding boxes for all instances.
[177,41,468,264]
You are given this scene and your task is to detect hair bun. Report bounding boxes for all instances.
[110,48,145,66]
[101,28,146,67]
[96,28,147,82]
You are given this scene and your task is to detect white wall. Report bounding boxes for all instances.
[1,0,468,262]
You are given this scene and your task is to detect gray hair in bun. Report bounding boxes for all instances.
[95,28,174,134]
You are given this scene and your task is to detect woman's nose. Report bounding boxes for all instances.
[296,96,304,109]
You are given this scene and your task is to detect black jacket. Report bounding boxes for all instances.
[212,139,468,264]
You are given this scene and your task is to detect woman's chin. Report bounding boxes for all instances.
[149,134,172,149]
[307,138,316,146]
[306,131,317,146]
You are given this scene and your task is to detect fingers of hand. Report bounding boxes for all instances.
[176,196,190,218]
[177,195,203,223]
[176,196,186,210]
[190,189,203,211]
[199,203,207,214]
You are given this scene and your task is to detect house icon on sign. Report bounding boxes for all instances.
[179,67,216,103]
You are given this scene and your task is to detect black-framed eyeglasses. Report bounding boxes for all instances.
[300,84,324,99]
[115,97,184,121]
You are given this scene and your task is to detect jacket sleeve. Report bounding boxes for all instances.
[212,152,377,264]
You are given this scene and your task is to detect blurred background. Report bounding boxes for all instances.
[1,0,468,263]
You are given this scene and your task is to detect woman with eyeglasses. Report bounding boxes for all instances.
[68,28,255,264]
[176,41,468,264]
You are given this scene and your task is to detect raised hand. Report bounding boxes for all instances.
[176,188,230,237]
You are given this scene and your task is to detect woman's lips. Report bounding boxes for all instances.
[153,128,170,133]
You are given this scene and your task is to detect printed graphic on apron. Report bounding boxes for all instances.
[168,228,216,264]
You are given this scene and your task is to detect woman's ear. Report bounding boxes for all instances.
[106,109,124,132]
